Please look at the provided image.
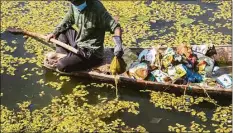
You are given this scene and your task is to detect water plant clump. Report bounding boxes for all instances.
[149,90,232,132]
[168,121,210,132]
[168,104,232,133]
[211,105,232,132]
[1,88,146,132]
[149,91,212,121]
[213,2,232,21]
[1,1,232,49]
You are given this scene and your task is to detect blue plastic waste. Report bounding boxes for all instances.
[138,49,149,62]
[182,64,203,83]
[138,49,157,65]
[146,73,156,81]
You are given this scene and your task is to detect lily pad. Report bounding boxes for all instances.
[179,18,195,25]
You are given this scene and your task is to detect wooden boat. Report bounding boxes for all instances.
[7,27,232,97]
[44,45,232,98]
[6,28,231,97]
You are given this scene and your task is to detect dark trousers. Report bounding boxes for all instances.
[56,29,102,72]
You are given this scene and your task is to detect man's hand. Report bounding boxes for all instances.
[45,33,56,42]
[113,36,124,58]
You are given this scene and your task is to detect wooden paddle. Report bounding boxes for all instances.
[6,27,79,54]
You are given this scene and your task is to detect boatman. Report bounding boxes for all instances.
[46,0,123,72]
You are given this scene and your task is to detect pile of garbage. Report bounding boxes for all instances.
[123,44,232,89]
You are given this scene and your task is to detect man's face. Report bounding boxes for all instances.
[68,0,85,6]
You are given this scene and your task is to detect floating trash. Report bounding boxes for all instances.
[150,117,162,124]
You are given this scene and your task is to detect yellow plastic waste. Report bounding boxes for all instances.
[110,56,126,75]
[162,54,173,68]
[174,64,187,79]
[129,62,148,80]
[110,56,126,100]
[197,60,207,73]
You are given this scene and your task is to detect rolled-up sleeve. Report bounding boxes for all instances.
[102,11,120,34]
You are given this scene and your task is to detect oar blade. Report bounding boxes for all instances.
[6,27,24,34]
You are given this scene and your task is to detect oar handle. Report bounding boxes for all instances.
[49,38,79,54]
[22,30,79,54]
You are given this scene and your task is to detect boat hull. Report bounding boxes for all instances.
[44,46,232,98]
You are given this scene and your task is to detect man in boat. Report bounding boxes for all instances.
[46,0,123,72]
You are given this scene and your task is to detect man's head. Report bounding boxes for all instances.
[68,0,86,6]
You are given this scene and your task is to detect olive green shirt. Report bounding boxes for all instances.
[53,0,120,59]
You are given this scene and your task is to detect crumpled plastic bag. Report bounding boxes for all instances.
[174,54,182,62]
[129,62,148,80]
[192,45,208,58]
[182,64,203,83]
[161,47,176,68]
[171,64,202,83]
[174,64,187,79]
[151,70,172,83]
[138,48,157,66]
[197,60,207,74]
[110,56,126,75]
[197,56,215,76]
[138,49,149,61]
[162,54,173,68]
[187,54,198,68]
[164,47,175,55]
[122,48,138,70]
[176,44,192,58]
[167,65,177,80]
[216,74,232,89]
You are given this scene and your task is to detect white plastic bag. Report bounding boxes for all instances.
[216,74,232,89]
[192,45,208,58]
[151,70,170,83]
[138,48,157,65]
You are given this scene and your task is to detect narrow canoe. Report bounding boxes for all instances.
[44,45,232,97]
